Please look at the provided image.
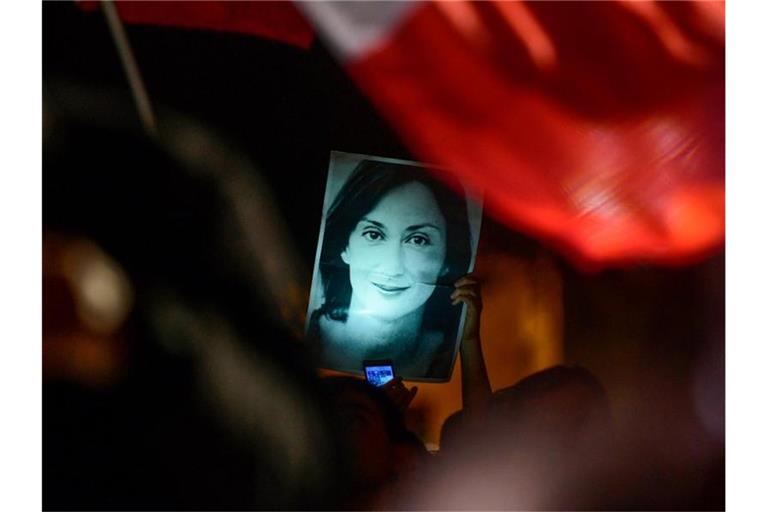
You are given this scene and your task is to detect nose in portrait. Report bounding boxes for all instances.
[374,239,406,281]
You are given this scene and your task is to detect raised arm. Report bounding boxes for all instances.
[452,274,492,415]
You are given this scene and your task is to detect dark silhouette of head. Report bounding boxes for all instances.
[321,376,422,492]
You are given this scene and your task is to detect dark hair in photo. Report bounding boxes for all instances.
[314,159,472,348]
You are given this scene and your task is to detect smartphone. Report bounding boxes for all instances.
[363,360,396,387]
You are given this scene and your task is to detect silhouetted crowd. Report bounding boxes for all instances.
[43,108,722,511]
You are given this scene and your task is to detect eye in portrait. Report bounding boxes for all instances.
[306,152,483,381]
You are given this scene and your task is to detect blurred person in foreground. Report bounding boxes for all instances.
[43,99,349,510]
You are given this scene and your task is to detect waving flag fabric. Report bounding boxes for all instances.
[78,0,724,270]
[77,1,315,49]
[300,1,725,270]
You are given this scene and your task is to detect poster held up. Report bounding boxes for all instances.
[306,152,483,382]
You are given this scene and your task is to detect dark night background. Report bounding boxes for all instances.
[42,2,724,509]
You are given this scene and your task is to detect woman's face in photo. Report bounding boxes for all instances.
[341,182,448,321]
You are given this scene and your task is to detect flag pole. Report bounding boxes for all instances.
[100,0,157,135]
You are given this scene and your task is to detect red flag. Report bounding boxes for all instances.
[77,0,314,49]
[301,1,725,270]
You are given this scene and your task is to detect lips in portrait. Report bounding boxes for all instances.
[370,276,411,295]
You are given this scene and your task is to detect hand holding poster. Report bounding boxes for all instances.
[307,152,483,381]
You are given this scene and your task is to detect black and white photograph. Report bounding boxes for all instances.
[306,152,483,381]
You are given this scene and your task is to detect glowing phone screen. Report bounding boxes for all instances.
[364,365,395,387]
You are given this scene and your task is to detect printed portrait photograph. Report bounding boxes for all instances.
[306,152,483,381]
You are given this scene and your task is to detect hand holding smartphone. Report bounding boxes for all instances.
[364,360,418,411]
